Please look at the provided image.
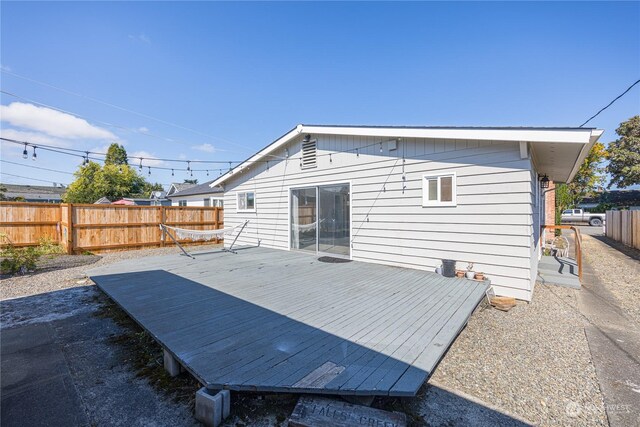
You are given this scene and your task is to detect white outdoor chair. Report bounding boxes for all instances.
[551,236,570,258]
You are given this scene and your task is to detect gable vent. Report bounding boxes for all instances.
[301,139,317,169]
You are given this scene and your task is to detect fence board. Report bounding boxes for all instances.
[605,210,639,250]
[0,202,223,252]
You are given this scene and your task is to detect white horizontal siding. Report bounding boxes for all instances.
[222,134,535,300]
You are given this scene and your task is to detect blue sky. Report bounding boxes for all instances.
[1,1,639,189]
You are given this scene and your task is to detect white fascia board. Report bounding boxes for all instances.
[301,125,595,144]
[565,129,604,183]
[209,125,302,188]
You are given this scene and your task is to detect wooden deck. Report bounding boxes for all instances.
[88,247,488,397]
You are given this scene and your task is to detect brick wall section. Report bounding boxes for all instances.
[544,181,556,226]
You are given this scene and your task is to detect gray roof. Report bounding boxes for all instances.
[2,183,66,200]
[167,180,224,198]
[168,182,197,195]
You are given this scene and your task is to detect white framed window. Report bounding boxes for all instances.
[237,191,256,212]
[422,173,456,207]
[204,198,211,207]
[178,200,187,207]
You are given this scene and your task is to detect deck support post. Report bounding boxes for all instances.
[163,349,181,377]
[195,388,230,427]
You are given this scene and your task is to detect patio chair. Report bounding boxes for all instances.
[551,236,570,258]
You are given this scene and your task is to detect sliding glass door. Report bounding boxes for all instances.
[290,188,317,252]
[290,183,350,258]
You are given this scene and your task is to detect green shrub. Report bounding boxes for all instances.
[36,236,64,255]
[0,246,40,275]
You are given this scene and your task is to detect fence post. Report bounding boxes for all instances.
[67,203,74,254]
[160,206,166,247]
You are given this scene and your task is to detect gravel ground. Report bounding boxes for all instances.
[430,284,608,427]
[580,234,640,325]
[0,244,222,301]
[1,245,611,426]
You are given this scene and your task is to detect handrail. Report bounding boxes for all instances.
[540,225,582,280]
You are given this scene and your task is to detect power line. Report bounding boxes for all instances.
[0,172,69,185]
[1,159,74,175]
[579,79,640,127]
[1,69,249,149]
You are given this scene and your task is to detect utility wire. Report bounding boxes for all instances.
[0,172,69,185]
[579,79,640,127]
[1,159,74,175]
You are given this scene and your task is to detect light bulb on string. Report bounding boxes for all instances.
[206,170,209,176]
[139,158,143,171]
[32,146,37,161]
[148,166,151,176]
[22,144,28,159]
[171,169,174,176]
[380,143,383,153]
[186,161,191,171]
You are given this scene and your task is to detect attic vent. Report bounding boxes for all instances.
[301,139,317,169]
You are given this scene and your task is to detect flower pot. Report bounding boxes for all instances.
[474,272,485,281]
[455,270,465,278]
[465,271,475,279]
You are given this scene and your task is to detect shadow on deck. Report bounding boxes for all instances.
[88,247,488,397]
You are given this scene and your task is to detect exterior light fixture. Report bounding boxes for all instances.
[302,134,311,143]
[540,174,550,189]
[22,144,28,159]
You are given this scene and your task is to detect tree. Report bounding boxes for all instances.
[104,143,129,166]
[0,184,6,201]
[555,141,607,212]
[183,179,198,184]
[63,162,103,203]
[606,115,640,188]
[63,145,164,203]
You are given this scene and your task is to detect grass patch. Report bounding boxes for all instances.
[92,292,201,408]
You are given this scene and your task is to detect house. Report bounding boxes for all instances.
[208,124,603,301]
[1,183,66,203]
[166,180,224,207]
[166,182,197,197]
[579,189,640,211]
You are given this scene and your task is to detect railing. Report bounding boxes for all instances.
[541,225,583,280]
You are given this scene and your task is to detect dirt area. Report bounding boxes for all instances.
[0,244,614,426]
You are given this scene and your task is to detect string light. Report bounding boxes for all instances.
[329,154,332,163]
[22,143,28,159]
[356,148,359,157]
[206,170,209,176]
[32,146,37,160]
[380,142,383,153]
[148,166,151,176]
[171,169,174,176]
[186,161,191,171]
[139,158,143,171]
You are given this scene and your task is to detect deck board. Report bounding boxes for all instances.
[89,246,488,396]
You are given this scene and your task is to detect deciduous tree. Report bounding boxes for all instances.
[606,115,640,188]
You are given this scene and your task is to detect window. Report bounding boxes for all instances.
[212,199,224,208]
[204,198,211,207]
[422,173,456,206]
[178,200,187,206]
[237,192,256,212]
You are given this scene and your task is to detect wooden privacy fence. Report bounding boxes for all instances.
[605,210,640,250]
[0,202,224,253]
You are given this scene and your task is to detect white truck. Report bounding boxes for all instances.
[561,208,605,226]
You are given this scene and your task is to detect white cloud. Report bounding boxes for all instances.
[0,128,72,148]
[0,102,117,140]
[192,143,216,153]
[129,33,151,44]
[138,126,149,133]
[0,64,11,72]
[130,150,165,167]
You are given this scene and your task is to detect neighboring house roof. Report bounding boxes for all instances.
[581,190,640,207]
[208,124,604,188]
[112,199,135,205]
[167,182,197,196]
[150,190,167,199]
[166,180,224,198]
[2,183,66,201]
[94,197,111,204]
